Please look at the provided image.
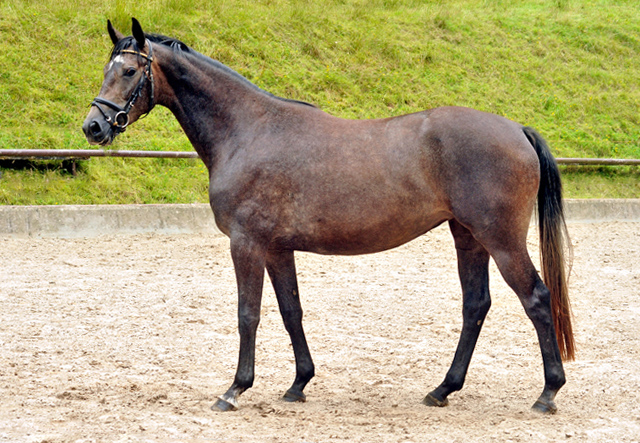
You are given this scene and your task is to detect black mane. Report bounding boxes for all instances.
[110,33,190,58]
[111,34,316,109]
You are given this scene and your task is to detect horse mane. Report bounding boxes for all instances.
[111,34,317,109]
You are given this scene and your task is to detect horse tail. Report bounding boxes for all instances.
[523,126,575,361]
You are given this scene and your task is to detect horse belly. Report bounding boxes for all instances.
[280,192,451,255]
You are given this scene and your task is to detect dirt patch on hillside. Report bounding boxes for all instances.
[1,222,639,442]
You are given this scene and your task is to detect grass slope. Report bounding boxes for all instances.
[0,0,638,203]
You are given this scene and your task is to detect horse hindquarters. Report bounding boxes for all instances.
[425,121,570,413]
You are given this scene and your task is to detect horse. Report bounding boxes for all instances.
[83,18,574,414]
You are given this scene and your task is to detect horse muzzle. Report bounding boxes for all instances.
[82,114,115,146]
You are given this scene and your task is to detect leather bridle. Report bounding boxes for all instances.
[91,41,155,134]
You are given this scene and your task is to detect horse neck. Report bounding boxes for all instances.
[153,46,273,168]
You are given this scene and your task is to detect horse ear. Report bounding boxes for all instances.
[107,19,124,45]
[131,18,146,49]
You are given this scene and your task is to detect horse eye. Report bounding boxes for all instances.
[124,67,137,77]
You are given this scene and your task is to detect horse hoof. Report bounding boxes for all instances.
[283,389,306,403]
[422,394,449,408]
[211,396,238,412]
[532,399,557,414]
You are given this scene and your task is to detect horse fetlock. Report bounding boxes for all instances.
[547,372,566,392]
[298,363,315,382]
[442,373,466,394]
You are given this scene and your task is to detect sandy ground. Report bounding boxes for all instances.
[0,222,639,442]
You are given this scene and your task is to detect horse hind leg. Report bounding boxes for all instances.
[478,231,566,414]
[424,219,491,407]
[265,250,315,402]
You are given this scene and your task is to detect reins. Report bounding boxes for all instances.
[91,41,155,134]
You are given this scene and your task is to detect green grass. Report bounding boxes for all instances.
[0,0,638,204]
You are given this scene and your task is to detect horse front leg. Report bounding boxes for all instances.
[212,235,266,412]
[265,250,315,402]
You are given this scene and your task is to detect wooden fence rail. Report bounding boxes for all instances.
[1,149,639,165]
[0,149,199,159]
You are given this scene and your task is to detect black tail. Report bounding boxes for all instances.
[523,127,575,361]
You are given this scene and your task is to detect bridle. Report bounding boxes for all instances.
[91,40,155,134]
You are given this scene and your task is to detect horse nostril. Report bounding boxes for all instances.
[89,121,103,136]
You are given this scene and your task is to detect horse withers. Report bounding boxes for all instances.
[83,18,574,414]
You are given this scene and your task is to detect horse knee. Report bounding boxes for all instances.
[238,309,260,333]
[280,307,304,330]
[463,293,491,320]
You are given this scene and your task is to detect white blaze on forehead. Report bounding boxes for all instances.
[107,55,126,71]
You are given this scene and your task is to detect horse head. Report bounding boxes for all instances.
[82,18,155,145]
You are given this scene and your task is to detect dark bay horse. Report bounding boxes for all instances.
[83,19,574,414]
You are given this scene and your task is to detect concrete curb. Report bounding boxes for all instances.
[1,199,638,238]
[564,199,640,223]
[0,203,219,238]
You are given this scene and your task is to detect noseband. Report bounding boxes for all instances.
[91,41,155,134]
